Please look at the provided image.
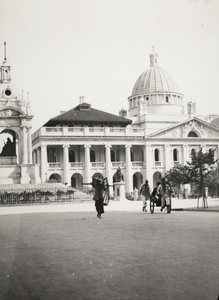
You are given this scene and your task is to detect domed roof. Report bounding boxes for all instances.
[131,52,180,97]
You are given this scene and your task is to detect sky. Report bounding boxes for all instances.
[0,0,219,132]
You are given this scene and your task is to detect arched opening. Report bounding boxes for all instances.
[133,172,143,190]
[71,173,83,189]
[49,173,61,183]
[188,131,198,137]
[0,129,16,157]
[92,172,104,181]
[154,148,160,165]
[173,148,178,161]
[173,148,178,165]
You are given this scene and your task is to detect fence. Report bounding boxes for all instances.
[0,185,93,205]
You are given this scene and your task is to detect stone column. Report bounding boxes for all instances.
[21,125,28,164]
[125,145,132,194]
[145,143,153,184]
[164,144,171,172]
[105,144,113,197]
[105,144,112,183]
[84,145,91,183]
[16,138,19,164]
[63,145,70,185]
[37,147,40,164]
[27,126,32,164]
[40,145,47,183]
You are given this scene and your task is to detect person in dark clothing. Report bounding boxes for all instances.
[151,181,161,206]
[91,176,106,218]
[157,178,173,211]
[139,179,151,212]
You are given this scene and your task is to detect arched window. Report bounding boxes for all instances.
[173,148,178,162]
[154,148,161,166]
[190,148,196,155]
[188,131,198,137]
[154,148,159,162]
[173,148,179,166]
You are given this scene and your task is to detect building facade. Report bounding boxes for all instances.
[31,50,219,197]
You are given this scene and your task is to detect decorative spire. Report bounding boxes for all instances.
[149,47,158,67]
[1,42,11,83]
[4,41,7,62]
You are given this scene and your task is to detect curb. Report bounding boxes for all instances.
[183,208,219,212]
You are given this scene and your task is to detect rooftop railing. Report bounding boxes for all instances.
[32,126,145,140]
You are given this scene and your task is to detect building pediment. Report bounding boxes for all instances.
[147,117,219,139]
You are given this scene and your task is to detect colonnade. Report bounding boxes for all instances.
[34,143,134,193]
[32,141,219,191]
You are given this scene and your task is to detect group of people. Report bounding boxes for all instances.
[90,175,173,218]
[139,178,173,212]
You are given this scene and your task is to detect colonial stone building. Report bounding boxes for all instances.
[31,51,219,197]
[1,44,218,197]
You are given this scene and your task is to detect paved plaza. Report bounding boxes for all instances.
[0,198,219,300]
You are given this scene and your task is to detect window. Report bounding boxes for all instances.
[188,131,198,137]
[90,150,95,162]
[110,150,115,162]
[69,151,75,162]
[166,96,169,103]
[154,148,161,166]
[155,148,159,161]
[173,149,178,161]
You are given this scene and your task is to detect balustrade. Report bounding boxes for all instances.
[32,126,145,139]
[48,162,61,168]
[70,162,84,168]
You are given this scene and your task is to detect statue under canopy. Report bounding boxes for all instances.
[0,137,16,156]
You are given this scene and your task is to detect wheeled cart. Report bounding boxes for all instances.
[150,195,171,214]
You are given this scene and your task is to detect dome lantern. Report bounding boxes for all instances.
[149,48,158,67]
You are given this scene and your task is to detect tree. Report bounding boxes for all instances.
[201,161,219,197]
[165,148,218,207]
[187,148,217,207]
[166,164,190,185]
[166,164,190,198]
